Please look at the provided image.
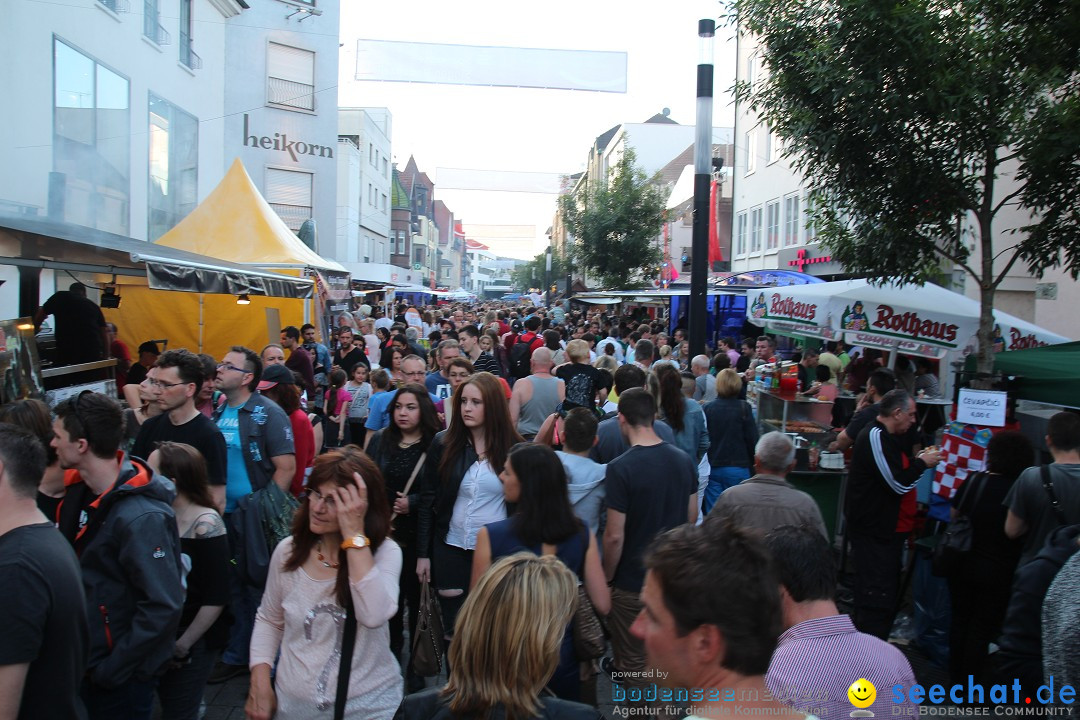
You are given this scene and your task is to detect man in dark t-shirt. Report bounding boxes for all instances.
[0,424,88,720]
[132,350,227,511]
[556,339,602,411]
[602,388,698,693]
[35,283,108,367]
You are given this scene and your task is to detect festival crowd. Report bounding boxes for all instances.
[1,296,1078,720]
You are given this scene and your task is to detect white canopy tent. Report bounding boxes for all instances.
[746,279,1070,359]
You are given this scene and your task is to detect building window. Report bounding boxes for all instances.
[750,206,762,253]
[783,194,800,246]
[746,53,757,89]
[413,244,424,266]
[805,194,818,243]
[380,193,387,212]
[735,212,747,256]
[744,130,757,175]
[52,38,130,235]
[148,93,198,241]
[766,200,780,251]
[143,0,170,45]
[368,183,374,206]
[267,42,315,111]
[178,0,200,69]
[368,144,374,164]
[382,157,388,177]
[265,167,312,231]
[395,230,406,255]
[767,130,782,164]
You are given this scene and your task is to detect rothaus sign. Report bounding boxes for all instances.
[243,114,333,162]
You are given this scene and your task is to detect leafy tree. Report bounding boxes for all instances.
[732,0,1080,371]
[559,147,667,290]
[510,251,566,293]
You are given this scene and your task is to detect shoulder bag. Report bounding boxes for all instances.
[411,579,444,677]
[334,601,357,720]
[931,471,988,577]
[1040,464,1070,526]
[572,527,607,660]
[390,452,426,524]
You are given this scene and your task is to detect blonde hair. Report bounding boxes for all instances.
[659,344,673,359]
[565,338,590,362]
[594,354,617,373]
[443,553,577,720]
[715,367,743,398]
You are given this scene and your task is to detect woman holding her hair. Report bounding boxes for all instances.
[364,383,442,692]
[395,554,602,720]
[471,443,610,702]
[246,447,402,720]
[415,372,524,641]
[146,442,230,720]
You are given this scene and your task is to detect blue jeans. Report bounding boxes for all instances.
[222,512,263,666]
[703,466,751,515]
[83,676,155,720]
[157,637,216,720]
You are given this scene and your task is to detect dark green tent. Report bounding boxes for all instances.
[966,341,1080,409]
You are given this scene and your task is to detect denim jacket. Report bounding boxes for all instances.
[213,392,295,491]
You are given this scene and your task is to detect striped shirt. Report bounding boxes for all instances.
[766,614,919,720]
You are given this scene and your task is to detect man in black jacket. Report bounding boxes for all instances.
[52,392,183,720]
[845,390,941,639]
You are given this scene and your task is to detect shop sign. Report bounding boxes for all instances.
[840,300,961,348]
[749,290,822,325]
[243,114,334,161]
[956,389,1006,426]
[786,248,833,273]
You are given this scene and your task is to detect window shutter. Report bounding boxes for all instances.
[268,43,314,84]
[265,168,312,206]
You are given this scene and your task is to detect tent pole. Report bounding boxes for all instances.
[198,294,204,353]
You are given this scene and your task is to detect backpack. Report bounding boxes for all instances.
[509,333,536,378]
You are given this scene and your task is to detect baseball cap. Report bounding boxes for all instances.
[257,363,297,391]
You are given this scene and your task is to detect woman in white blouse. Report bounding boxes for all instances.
[246,447,402,720]
[415,372,524,645]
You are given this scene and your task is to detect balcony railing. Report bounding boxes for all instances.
[179,31,201,69]
[98,0,130,12]
[144,3,171,44]
[268,77,315,111]
[270,203,311,232]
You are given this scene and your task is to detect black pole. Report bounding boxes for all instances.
[545,246,552,307]
[689,19,716,356]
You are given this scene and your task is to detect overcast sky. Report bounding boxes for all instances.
[337,0,737,259]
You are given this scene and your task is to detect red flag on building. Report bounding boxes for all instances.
[709,179,723,264]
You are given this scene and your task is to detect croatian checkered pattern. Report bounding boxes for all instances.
[932,422,993,500]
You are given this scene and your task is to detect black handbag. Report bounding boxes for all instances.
[932,471,988,576]
[411,580,444,677]
[334,601,357,720]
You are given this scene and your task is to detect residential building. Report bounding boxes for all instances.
[0,0,238,309]
[335,107,392,271]
[433,200,463,289]
[223,0,339,248]
[466,239,497,295]
[730,32,1077,340]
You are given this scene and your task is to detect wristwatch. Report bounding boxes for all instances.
[340,534,371,551]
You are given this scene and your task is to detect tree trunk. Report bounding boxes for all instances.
[975,202,997,375]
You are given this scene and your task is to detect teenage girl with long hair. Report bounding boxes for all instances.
[364,383,442,691]
[415,372,524,643]
[324,368,350,450]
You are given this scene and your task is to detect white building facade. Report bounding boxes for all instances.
[222,0,339,248]
[336,107,392,270]
[0,0,238,309]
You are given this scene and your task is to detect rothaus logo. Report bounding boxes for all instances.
[873,304,959,343]
[243,114,333,162]
[770,293,818,322]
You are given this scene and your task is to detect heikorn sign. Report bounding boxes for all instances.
[243,114,333,161]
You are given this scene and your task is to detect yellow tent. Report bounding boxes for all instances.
[108,159,346,358]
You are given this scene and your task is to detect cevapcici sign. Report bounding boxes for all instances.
[243,114,333,161]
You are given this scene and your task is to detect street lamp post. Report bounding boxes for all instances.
[545,245,553,307]
[689,18,715,356]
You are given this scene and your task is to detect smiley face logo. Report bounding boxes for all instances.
[848,679,876,709]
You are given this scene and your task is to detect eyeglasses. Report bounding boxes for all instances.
[217,362,248,374]
[71,390,95,445]
[303,487,336,507]
[147,379,187,391]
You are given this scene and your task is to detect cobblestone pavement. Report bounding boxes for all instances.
[179,641,948,720]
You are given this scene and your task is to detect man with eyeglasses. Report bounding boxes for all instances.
[51,392,183,720]
[131,349,227,512]
[845,389,943,639]
[208,346,295,684]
